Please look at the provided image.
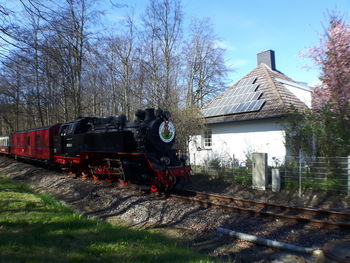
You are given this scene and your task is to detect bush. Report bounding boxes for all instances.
[208,157,221,169]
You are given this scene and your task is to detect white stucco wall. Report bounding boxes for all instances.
[275,78,313,108]
[284,84,312,108]
[189,119,285,166]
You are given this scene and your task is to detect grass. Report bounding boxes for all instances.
[0,176,218,263]
[192,166,252,186]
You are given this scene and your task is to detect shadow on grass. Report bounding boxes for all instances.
[0,217,211,263]
[0,177,216,263]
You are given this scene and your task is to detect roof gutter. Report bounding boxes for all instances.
[204,114,289,125]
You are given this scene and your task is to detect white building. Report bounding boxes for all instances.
[189,50,313,166]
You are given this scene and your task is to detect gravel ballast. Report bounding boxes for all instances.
[1,157,349,263]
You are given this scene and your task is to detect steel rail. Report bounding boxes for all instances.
[170,189,350,228]
[78,175,350,228]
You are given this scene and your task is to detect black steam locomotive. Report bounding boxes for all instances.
[1,108,191,191]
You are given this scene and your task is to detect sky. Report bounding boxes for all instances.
[102,0,349,88]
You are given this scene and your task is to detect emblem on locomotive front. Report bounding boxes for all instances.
[159,121,175,143]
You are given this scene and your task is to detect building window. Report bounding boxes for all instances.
[203,129,212,148]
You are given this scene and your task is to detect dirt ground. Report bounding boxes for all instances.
[1,157,349,263]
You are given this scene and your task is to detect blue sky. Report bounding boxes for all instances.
[105,0,349,87]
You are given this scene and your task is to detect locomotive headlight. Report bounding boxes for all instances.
[160,157,170,165]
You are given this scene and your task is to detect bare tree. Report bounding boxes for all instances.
[0,52,30,131]
[43,0,89,119]
[141,0,182,109]
[171,106,204,152]
[0,0,232,142]
[185,18,230,107]
[107,15,137,119]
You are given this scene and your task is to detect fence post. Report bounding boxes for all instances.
[193,153,196,173]
[298,149,303,197]
[272,168,280,192]
[348,156,350,196]
[252,152,268,190]
[284,157,287,187]
[232,154,235,177]
[299,155,302,197]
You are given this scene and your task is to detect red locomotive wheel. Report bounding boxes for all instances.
[106,177,114,183]
[150,185,158,192]
[81,172,90,179]
[119,180,129,186]
[67,172,76,177]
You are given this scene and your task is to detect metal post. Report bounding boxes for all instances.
[193,153,196,173]
[284,156,287,187]
[232,154,235,177]
[299,149,302,197]
[272,168,280,192]
[348,156,350,196]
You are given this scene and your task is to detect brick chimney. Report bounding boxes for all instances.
[257,50,276,71]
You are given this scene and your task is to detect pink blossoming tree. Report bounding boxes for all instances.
[306,15,350,113]
[286,14,350,157]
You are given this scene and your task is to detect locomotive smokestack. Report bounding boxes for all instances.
[144,108,156,121]
[135,109,145,121]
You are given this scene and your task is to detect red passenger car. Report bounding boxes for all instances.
[11,124,61,160]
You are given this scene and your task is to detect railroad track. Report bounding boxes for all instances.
[76,174,350,228]
[169,189,350,228]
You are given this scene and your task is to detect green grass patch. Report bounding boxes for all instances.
[0,176,218,263]
[193,166,252,186]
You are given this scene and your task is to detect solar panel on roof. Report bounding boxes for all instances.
[227,96,234,104]
[251,100,265,111]
[238,77,255,86]
[223,105,231,115]
[238,103,245,113]
[231,104,238,112]
[245,101,254,112]
[251,83,259,92]
[213,107,221,116]
[210,99,220,108]
[205,108,213,117]
[203,76,265,117]
[253,91,262,100]
[243,103,249,112]
[229,90,236,96]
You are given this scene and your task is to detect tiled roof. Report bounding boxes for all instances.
[204,64,310,124]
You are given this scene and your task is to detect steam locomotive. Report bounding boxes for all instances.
[0,108,191,191]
